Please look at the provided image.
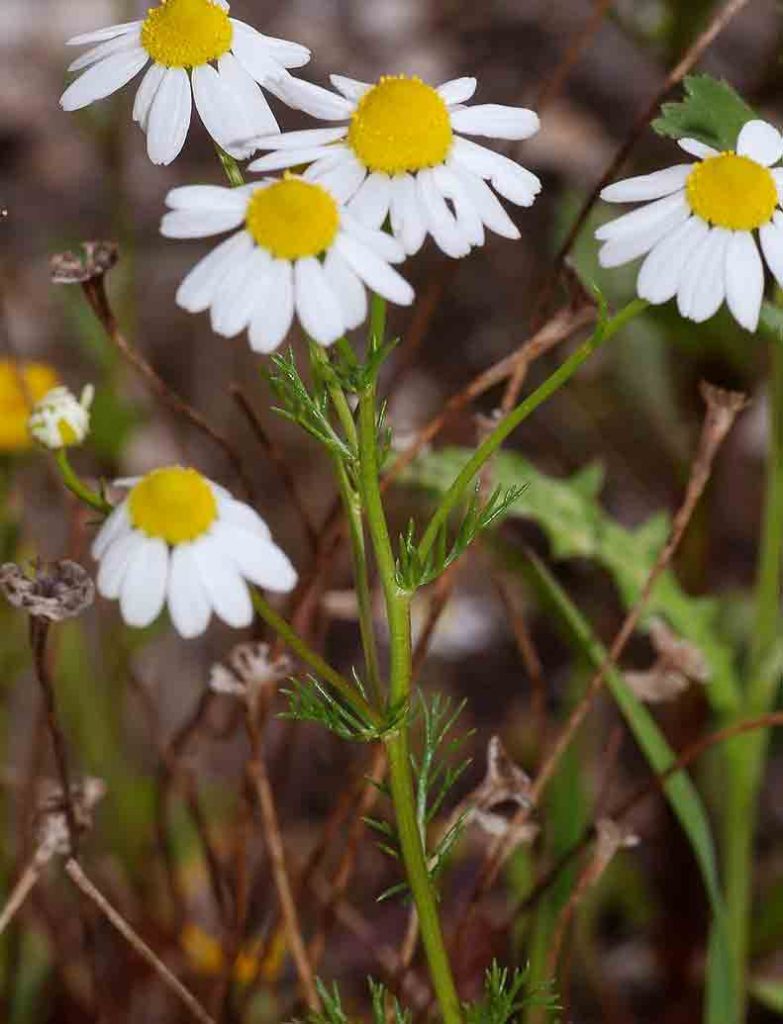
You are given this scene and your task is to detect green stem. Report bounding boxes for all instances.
[54,450,112,515]
[250,590,379,727]
[357,307,463,1024]
[723,339,783,1019]
[215,146,245,187]
[417,298,647,563]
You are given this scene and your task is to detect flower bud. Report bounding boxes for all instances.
[28,384,94,450]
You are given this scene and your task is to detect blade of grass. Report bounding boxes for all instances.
[522,551,735,1024]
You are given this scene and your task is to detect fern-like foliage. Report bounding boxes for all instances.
[465,962,560,1024]
[397,482,526,590]
[282,675,406,743]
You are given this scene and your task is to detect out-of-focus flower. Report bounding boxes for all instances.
[162,174,413,351]
[181,923,282,985]
[249,73,541,258]
[60,0,311,165]
[0,361,59,453]
[28,384,94,451]
[91,467,296,637]
[597,118,783,331]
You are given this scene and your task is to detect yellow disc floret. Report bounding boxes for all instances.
[0,360,59,452]
[141,0,233,69]
[129,467,217,545]
[686,152,777,231]
[348,75,453,175]
[245,177,340,260]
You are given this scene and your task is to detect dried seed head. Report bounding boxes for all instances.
[50,241,118,285]
[625,617,709,703]
[34,777,107,857]
[0,560,95,622]
[466,736,538,845]
[209,642,292,705]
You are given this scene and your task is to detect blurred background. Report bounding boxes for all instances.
[2,0,783,1022]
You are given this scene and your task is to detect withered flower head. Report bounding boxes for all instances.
[35,777,107,858]
[209,642,292,703]
[50,241,118,285]
[0,560,95,622]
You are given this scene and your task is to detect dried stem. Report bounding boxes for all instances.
[64,858,217,1024]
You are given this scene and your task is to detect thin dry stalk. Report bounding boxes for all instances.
[80,275,254,498]
[64,858,217,1024]
[534,0,614,111]
[0,846,51,936]
[244,711,321,1012]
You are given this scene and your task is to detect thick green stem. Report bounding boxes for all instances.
[54,450,112,515]
[357,335,463,1024]
[250,590,378,727]
[723,340,783,1019]
[417,298,647,563]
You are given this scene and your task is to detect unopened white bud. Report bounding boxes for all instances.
[28,384,94,450]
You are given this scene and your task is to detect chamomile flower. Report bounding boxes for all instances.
[0,361,60,453]
[162,174,414,351]
[92,467,296,637]
[60,0,310,165]
[29,384,94,451]
[248,73,541,258]
[597,119,783,332]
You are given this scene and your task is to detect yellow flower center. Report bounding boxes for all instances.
[347,75,453,175]
[0,360,59,453]
[245,178,340,260]
[685,152,778,231]
[129,467,217,545]
[141,0,233,69]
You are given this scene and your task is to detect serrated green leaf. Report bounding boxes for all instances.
[651,74,756,151]
[403,447,739,712]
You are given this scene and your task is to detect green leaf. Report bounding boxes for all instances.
[759,301,783,347]
[750,976,783,1013]
[652,74,757,151]
[521,552,735,1024]
[403,447,739,712]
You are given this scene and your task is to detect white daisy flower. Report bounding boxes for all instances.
[60,0,310,166]
[28,384,94,450]
[597,118,783,332]
[92,466,297,638]
[246,73,541,258]
[161,174,415,351]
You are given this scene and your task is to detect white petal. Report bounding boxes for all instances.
[334,233,414,306]
[66,21,142,46]
[218,53,279,143]
[212,522,298,592]
[68,29,142,72]
[600,164,693,203]
[595,191,689,241]
[230,20,311,70]
[253,126,347,150]
[212,247,271,337]
[161,206,246,239]
[248,260,295,353]
[91,501,130,560]
[191,63,255,159]
[97,530,144,600]
[677,228,730,322]
[760,211,783,287]
[678,138,718,159]
[323,250,368,331]
[146,67,192,166]
[216,495,271,539]
[347,172,392,229]
[342,214,405,263]
[133,63,165,131]
[438,77,477,105]
[60,47,148,111]
[166,184,247,214]
[448,164,520,239]
[294,258,345,345]
[192,536,253,629]
[167,543,212,638]
[725,231,764,332]
[247,145,341,173]
[120,538,169,628]
[432,165,485,246]
[737,119,783,167]
[229,24,286,83]
[390,173,427,255]
[266,72,353,120]
[598,195,690,268]
[305,151,366,202]
[329,74,371,101]
[177,231,254,313]
[451,104,539,141]
[636,216,709,304]
[450,138,540,206]
[416,169,472,258]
